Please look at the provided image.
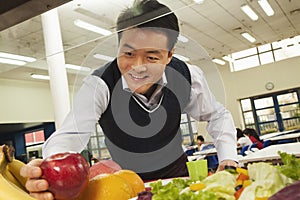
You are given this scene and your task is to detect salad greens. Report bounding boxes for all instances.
[239,162,294,200]
[147,152,300,200]
[150,171,236,200]
[278,151,300,180]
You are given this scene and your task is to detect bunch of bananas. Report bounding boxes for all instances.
[0,145,36,199]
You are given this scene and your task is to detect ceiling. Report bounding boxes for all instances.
[0,0,300,85]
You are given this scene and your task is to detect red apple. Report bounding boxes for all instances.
[89,159,122,179]
[40,152,90,200]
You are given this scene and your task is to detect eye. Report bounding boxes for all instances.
[148,56,159,61]
[124,51,134,57]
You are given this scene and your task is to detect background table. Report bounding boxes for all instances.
[193,148,217,156]
[268,132,300,142]
[260,129,297,141]
[238,143,300,166]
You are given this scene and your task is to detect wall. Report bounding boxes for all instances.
[0,78,54,123]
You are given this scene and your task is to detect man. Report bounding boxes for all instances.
[21,0,238,199]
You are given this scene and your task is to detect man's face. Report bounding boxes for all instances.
[117,28,173,94]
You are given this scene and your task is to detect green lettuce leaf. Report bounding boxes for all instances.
[239,162,294,200]
[278,151,300,180]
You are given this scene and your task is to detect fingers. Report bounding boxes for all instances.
[20,158,53,200]
[217,159,238,172]
[29,192,54,200]
[25,179,49,192]
[20,159,43,179]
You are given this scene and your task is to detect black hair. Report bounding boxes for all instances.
[243,128,262,142]
[197,135,205,142]
[236,128,244,139]
[116,0,179,51]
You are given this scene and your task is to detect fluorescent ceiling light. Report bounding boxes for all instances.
[241,32,256,43]
[178,34,189,43]
[194,0,204,4]
[0,57,26,66]
[212,58,226,65]
[241,5,259,21]
[0,52,36,62]
[93,54,114,61]
[222,55,235,62]
[173,54,190,62]
[65,64,91,72]
[30,74,50,80]
[74,19,112,36]
[258,0,274,16]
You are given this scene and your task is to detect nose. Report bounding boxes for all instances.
[132,64,146,73]
[131,56,146,73]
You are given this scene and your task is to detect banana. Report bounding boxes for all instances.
[2,166,27,191]
[0,145,30,195]
[0,173,36,200]
[8,159,28,188]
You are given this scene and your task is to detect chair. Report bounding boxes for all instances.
[249,143,258,151]
[241,145,249,156]
[185,148,196,156]
[206,155,219,171]
[277,139,296,144]
[263,140,271,148]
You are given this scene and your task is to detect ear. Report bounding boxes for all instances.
[166,48,175,64]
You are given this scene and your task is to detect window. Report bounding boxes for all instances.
[229,35,300,72]
[87,124,111,160]
[240,88,300,135]
[24,130,45,146]
[180,113,197,147]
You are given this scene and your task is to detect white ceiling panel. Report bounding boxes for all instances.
[0,0,299,83]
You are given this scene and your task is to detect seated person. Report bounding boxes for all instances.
[196,135,214,151]
[196,135,218,170]
[236,128,252,148]
[242,128,264,149]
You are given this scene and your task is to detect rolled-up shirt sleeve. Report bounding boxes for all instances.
[42,75,110,158]
[184,64,238,162]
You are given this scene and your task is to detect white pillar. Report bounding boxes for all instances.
[41,8,70,129]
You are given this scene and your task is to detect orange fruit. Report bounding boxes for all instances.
[79,173,134,200]
[114,169,145,197]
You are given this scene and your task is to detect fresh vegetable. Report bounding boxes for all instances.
[144,152,300,200]
[278,151,300,181]
[269,180,300,200]
[189,183,206,191]
[137,191,153,200]
[234,187,244,199]
[236,168,248,176]
[224,166,237,174]
[150,178,218,200]
[238,162,294,200]
[149,171,236,200]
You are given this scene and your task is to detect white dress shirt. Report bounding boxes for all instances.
[42,64,238,163]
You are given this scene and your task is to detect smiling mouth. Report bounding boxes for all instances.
[129,73,149,80]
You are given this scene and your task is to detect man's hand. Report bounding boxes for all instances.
[20,159,54,200]
[216,159,238,172]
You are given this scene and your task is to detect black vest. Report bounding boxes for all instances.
[92,57,191,154]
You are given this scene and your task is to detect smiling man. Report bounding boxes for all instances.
[21,0,238,199]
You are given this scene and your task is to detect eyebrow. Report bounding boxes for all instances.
[122,43,164,54]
